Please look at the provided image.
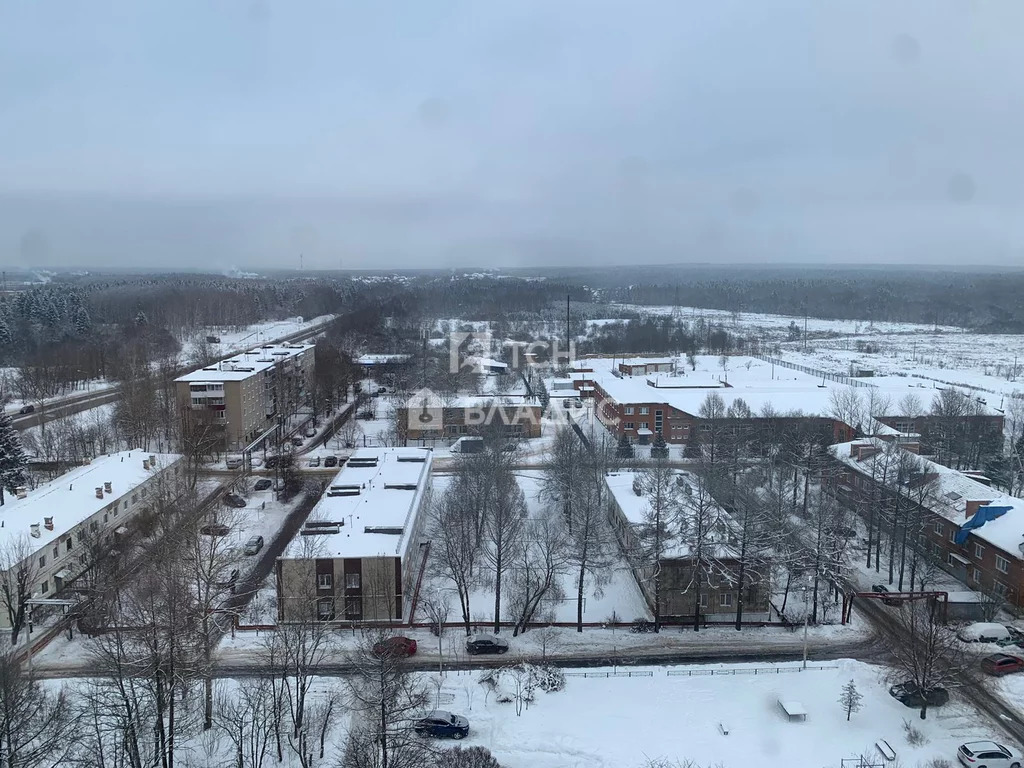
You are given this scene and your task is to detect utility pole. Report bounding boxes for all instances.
[566,293,571,358]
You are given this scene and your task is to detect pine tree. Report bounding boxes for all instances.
[838,679,863,721]
[616,433,634,459]
[0,411,28,506]
[134,310,148,326]
[0,315,11,349]
[650,431,669,459]
[73,305,91,337]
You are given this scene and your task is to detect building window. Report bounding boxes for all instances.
[948,528,956,543]
[625,407,634,415]
[90,521,98,532]
[624,422,635,430]
[52,546,58,559]
[66,539,73,552]
[40,580,48,594]
[344,597,361,618]
[317,573,333,590]
[699,593,708,608]
[131,494,138,504]
[933,521,943,537]
[640,407,649,415]
[974,543,985,560]
[38,555,46,568]
[316,598,335,620]
[123,501,128,510]
[720,592,733,608]
[971,567,982,583]
[141,489,147,498]
[994,581,1010,597]
[345,573,361,589]
[996,555,1010,574]
[640,422,649,430]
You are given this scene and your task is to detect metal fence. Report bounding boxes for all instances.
[752,355,876,388]
[666,664,837,677]
[563,670,654,679]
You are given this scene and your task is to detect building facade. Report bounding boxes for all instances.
[0,451,184,627]
[398,396,542,441]
[276,448,432,623]
[175,342,315,451]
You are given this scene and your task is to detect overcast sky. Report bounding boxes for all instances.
[1,0,1023,271]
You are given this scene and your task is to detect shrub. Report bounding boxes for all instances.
[901,718,926,746]
[631,618,655,634]
[433,745,503,768]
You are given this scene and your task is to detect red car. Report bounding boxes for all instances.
[372,636,417,658]
[982,653,1024,676]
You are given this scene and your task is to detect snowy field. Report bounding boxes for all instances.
[435,659,1002,768]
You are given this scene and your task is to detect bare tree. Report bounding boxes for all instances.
[636,460,683,632]
[508,514,568,636]
[481,467,526,633]
[429,485,480,636]
[564,475,612,633]
[213,679,276,768]
[0,649,80,767]
[675,472,726,632]
[883,599,968,720]
[0,535,35,645]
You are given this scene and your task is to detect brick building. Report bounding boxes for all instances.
[398,395,542,441]
[604,470,772,622]
[830,439,1024,609]
[276,448,432,623]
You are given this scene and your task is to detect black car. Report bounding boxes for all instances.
[465,634,509,655]
[888,681,949,709]
[200,523,230,536]
[223,493,246,508]
[871,583,903,607]
[414,710,469,740]
[264,456,280,469]
[254,479,272,491]
[18,404,34,414]
[324,456,339,468]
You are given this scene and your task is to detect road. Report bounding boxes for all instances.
[11,318,333,431]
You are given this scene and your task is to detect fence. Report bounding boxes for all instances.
[666,664,837,677]
[751,355,876,388]
[563,670,654,679]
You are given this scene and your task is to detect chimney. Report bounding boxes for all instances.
[43,517,53,531]
[143,459,150,470]
[149,454,156,467]
[30,523,40,538]
[15,486,27,500]
[95,487,104,499]
[104,481,112,494]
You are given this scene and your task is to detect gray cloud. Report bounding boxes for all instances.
[1,0,1023,270]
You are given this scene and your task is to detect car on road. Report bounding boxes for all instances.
[291,436,303,447]
[223,493,247,508]
[254,478,272,491]
[562,398,572,409]
[264,456,280,469]
[414,711,469,740]
[18,404,34,414]
[982,654,1024,676]
[871,583,903,606]
[957,741,1021,767]
[225,457,243,470]
[243,536,264,556]
[958,623,1012,643]
[465,634,509,655]
[308,456,321,467]
[324,456,339,468]
[573,398,582,408]
[305,427,316,438]
[888,681,949,709]
[373,636,418,658]
[200,523,230,537]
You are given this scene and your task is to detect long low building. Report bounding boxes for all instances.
[398,394,542,441]
[0,451,184,627]
[276,447,432,622]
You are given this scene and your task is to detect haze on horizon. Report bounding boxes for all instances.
[2,0,1023,272]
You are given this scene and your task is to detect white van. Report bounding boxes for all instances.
[225,456,243,470]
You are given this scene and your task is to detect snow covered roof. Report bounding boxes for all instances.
[281,447,432,560]
[356,354,411,366]
[467,356,508,370]
[175,342,313,382]
[831,440,1024,558]
[604,471,736,559]
[0,451,182,552]
[445,394,535,408]
[573,356,993,420]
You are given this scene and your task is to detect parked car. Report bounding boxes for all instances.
[982,654,1024,676]
[243,536,264,556]
[18,404,34,414]
[291,436,303,447]
[465,634,509,655]
[200,523,230,537]
[957,741,1021,768]
[225,457,243,470]
[377,386,387,394]
[373,636,418,658]
[573,398,582,408]
[958,623,1012,643]
[888,681,949,709]
[264,456,280,469]
[414,710,469,740]
[324,456,339,468]
[254,478,273,491]
[305,427,316,438]
[871,583,903,607]
[308,456,321,467]
[562,398,572,409]
[223,493,246,508]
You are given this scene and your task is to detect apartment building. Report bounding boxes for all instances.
[0,451,184,627]
[604,470,772,622]
[175,342,315,451]
[830,439,1024,609]
[276,447,432,623]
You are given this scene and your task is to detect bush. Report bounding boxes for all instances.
[535,665,565,693]
[924,760,952,768]
[902,718,926,746]
[631,618,655,634]
[433,745,502,768]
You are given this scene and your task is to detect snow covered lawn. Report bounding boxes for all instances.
[436,659,1001,768]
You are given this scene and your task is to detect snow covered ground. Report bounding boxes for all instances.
[179,314,335,364]
[433,659,1000,768]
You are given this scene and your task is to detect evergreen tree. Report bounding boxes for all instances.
[134,309,148,326]
[0,315,11,349]
[838,679,863,721]
[650,431,669,459]
[73,305,91,337]
[0,411,28,505]
[616,433,634,459]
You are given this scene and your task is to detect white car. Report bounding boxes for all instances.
[957,623,1011,643]
[958,741,1021,767]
